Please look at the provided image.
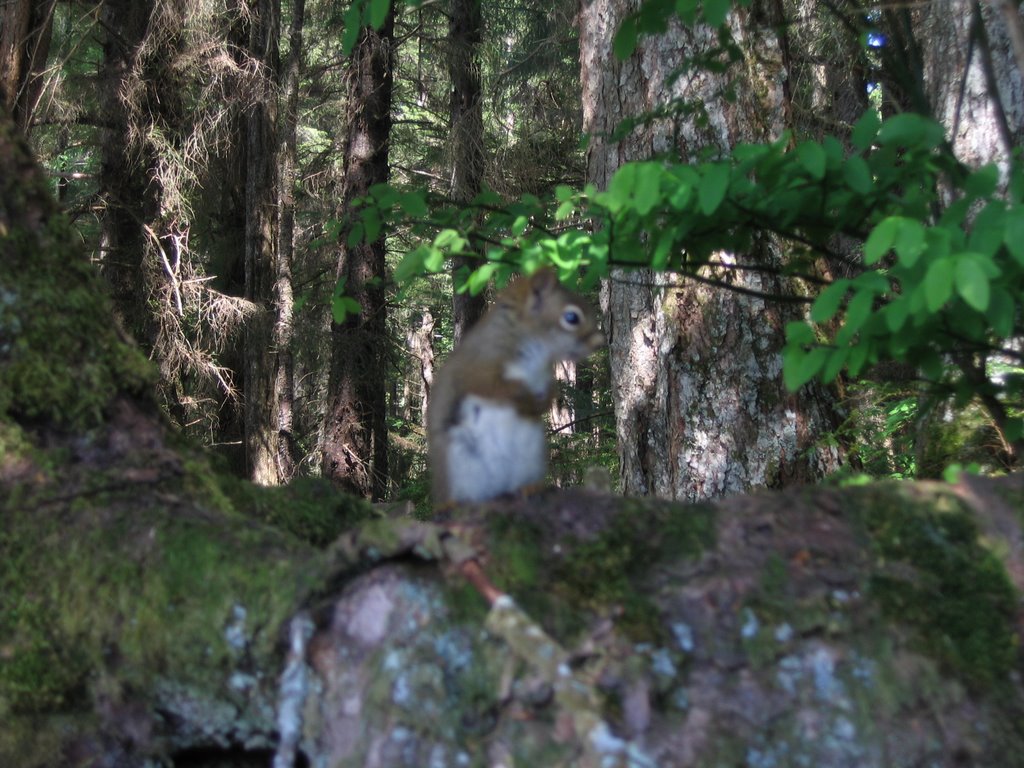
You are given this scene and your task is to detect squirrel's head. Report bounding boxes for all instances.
[500,267,605,362]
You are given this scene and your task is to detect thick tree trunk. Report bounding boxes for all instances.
[322,12,395,500]
[919,0,1024,169]
[0,0,55,132]
[579,0,841,500]
[447,0,488,341]
[242,0,284,485]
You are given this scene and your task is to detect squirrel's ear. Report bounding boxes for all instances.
[527,267,558,311]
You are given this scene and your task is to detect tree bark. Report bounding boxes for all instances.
[321,11,395,500]
[96,0,162,347]
[579,0,842,500]
[241,0,284,485]
[273,0,306,482]
[448,0,488,342]
[919,0,1024,169]
[0,0,56,132]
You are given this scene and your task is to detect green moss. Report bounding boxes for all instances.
[0,220,156,429]
[852,484,1018,688]
[485,499,715,644]
[221,475,376,546]
[0,477,325,717]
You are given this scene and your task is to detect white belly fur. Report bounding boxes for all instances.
[445,395,547,502]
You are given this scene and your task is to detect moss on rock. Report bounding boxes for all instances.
[849,483,1018,688]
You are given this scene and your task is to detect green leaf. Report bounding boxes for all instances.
[893,218,926,267]
[964,163,999,199]
[676,0,700,24]
[613,15,639,60]
[368,0,390,28]
[555,200,576,220]
[810,279,849,323]
[346,221,364,247]
[424,246,446,273]
[822,346,848,382]
[434,228,466,253]
[632,162,663,215]
[783,346,828,390]
[698,163,730,215]
[954,256,990,311]
[884,296,910,333]
[924,257,954,312]
[864,217,899,264]
[394,246,427,283]
[1004,205,1024,265]
[466,263,497,295]
[399,192,428,218]
[607,163,636,213]
[651,228,676,271]
[968,201,1005,256]
[843,155,872,194]
[341,3,361,54]
[877,113,943,149]
[702,0,731,27]
[822,136,844,170]
[796,141,827,180]
[331,295,362,324]
[785,320,815,346]
[851,110,881,151]
[837,289,873,344]
[1004,417,1024,443]
[987,287,1015,338]
[847,343,870,376]
[362,207,381,243]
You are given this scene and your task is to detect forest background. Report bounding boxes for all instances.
[3,0,1023,509]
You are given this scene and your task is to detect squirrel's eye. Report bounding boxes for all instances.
[561,306,582,330]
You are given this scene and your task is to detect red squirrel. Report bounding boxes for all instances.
[427,268,604,505]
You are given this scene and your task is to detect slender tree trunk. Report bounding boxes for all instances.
[0,0,55,132]
[96,0,161,346]
[579,0,841,500]
[274,0,306,482]
[243,0,283,485]
[448,0,488,341]
[407,310,435,427]
[321,11,395,500]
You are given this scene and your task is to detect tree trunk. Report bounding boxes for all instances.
[0,0,55,132]
[407,310,436,427]
[321,11,395,500]
[919,0,1024,169]
[579,0,841,500]
[243,0,283,485]
[273,0,305,482]
[96,0,161,347]
[448,0,488,341]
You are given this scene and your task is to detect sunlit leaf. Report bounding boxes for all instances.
[864,217,898,264]
[698,163,730,215]
[796,141,826,180]
[810,279,849,323]
[924,257,954,312]
[783,346,828,390]
[850,110,880,151]
[954,256,990,312]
